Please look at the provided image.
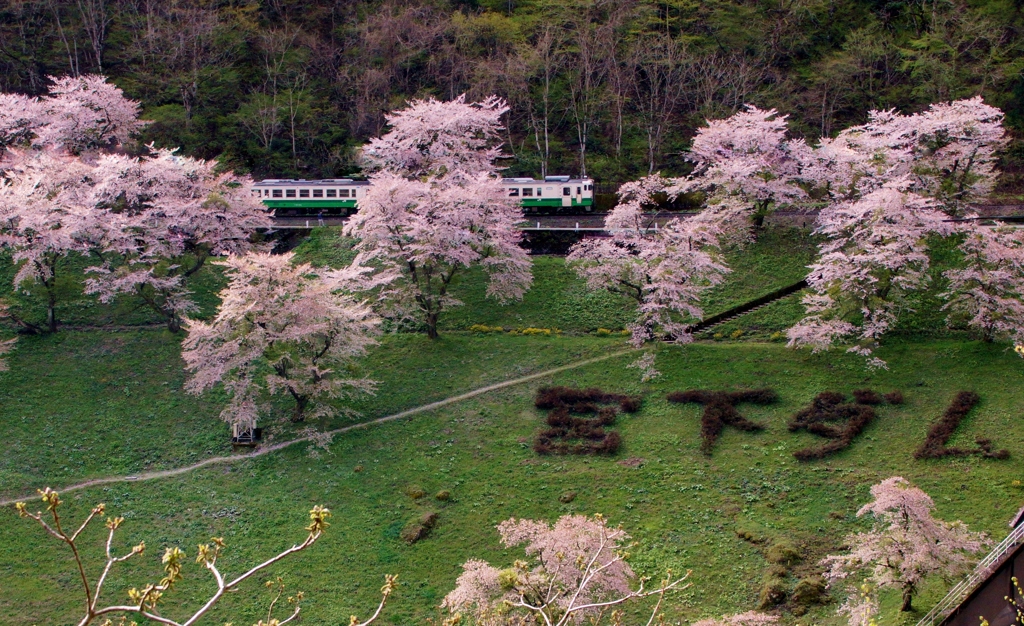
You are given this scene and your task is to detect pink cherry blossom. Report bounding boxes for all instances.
[34,75,145,154]
[692,611,779,626]
[345,95,531,338]
[568,175,728,346]
[821,476,987,613]
[85,147,272,332]
[182,251,381,433]
[444,514,687,626]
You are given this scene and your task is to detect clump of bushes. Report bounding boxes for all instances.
[730,329,745,339]
[435,490,451,502]
[788,389,900,461]
[400,511,439,544]
[469,324,505,333]
[667,389,777,456]
[791,577,827,612]
[914,391,1009,460]
[533,386,641,456]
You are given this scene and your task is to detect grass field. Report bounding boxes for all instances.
[1,226,1022,626]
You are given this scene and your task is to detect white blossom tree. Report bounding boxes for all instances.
[182,252,381,435]
[668,105,808,240]
[567,175,728,347]
[821,476,987,614]
[790,98,1016,364]
[443,514,688,626]
[33,74,145,154]
[86,148,272,332]
[0,148,104,332]
[15,487,395,626]
[344,95,531,339]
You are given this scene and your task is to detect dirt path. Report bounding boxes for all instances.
[1,347,635,507]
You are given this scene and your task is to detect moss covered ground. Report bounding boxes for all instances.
[1,226,1022,626]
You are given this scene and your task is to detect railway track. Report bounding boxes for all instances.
[269,205,1024,231]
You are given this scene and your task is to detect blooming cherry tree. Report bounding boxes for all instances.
[942,225,1024,343]
[669,106,807,240]
[821,476,987,614]
[568,175,728,346]
[791,98,1016,364]
[0,148,104,332]
[86,148,272,332]
[787,180,952,367]
[345,96,531,339]
[34,75,145,154]
[443,514,688,626]
[182,252,381,435]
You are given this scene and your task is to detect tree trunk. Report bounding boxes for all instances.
[46,289,57,333]
[425,312,439,339]
[166,313,181,334]
[901,585,914,612]
[291,395,309,422]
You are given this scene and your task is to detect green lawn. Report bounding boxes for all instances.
[2,227,1022,626]
[2,334,1023,626]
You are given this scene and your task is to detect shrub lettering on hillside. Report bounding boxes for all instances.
[533,386,641,455]
[788,390,899,461]
[666,389,777,456]
[914,391,1009,460]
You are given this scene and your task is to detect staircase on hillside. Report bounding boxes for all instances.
[686,279,808,335]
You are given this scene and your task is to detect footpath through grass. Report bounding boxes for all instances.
[2,336,1023,626]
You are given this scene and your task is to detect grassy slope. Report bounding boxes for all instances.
[2,228,1021,625]
[1,337,1022,626]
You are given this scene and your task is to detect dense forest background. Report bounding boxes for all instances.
[1,0,1023,192]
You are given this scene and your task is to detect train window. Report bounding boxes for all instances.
[285,189,295,198]
[339,189,350,197]
[562,187,570,196]
[522,188,532,197]
[272,189,282,198]
[313,189,323,198]
[299,189,310,198]
[264,190,270,197]
[576,187,581,195]
[326,189,336,197]
[508,188,519,197]
[537,188,542,196]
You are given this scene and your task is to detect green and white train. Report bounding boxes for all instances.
[253,175,595,216]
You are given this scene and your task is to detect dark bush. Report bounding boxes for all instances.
[884,390,905,405]
[668,389,777,456]
[766,540,802,566]
[852,389,883,405]
[757,574,787,609]
[789,391,880,461]
[400,511,439,544]
[533,386,638,456]
[915,392,1008,460]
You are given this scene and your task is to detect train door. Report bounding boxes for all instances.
[562,186,571,207]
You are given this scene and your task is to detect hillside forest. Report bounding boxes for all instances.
[2,0,1023,189]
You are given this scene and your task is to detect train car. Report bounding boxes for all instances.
[502,176,595,213]
[252,179,370,216]
[253,175,594,215]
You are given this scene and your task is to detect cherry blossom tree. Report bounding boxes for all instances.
[182,252,381,435]
[790,98,1014,364]
[821,476,987,614]
[0,148,104,332]
[942,225,1024,343]
[692,611,779,626]
[344,96,531,339]
[0,93,43,153]
[33,75,145,154]
[15,487,395,626]
[443,514,689,626]
[668,106,808,240]
[567,175,729,347]
[787,180,952,368]
[86,148,272,332]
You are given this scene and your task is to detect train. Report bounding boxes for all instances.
[253,175,595,216]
